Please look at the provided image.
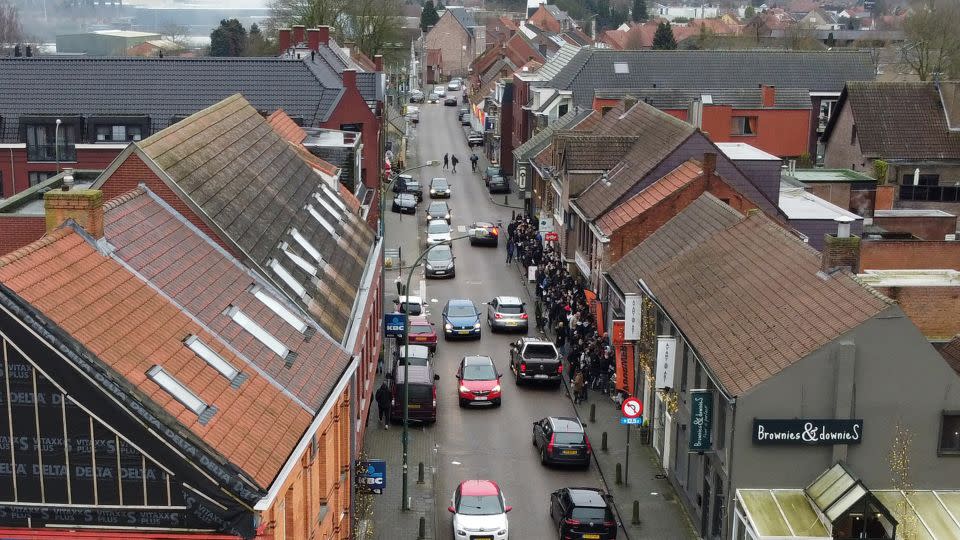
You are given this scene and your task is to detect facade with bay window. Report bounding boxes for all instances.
[603,193,960,539]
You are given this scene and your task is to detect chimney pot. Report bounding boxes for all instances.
[44,189,104,239]
[279,28,292,52]
[342,68,357,89]
[821,216,860,273]
[307,28,321,51]
[835,215,854,238]
[292,25,306,45]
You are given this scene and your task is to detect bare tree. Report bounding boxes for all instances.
[783,22,823,51]
[900,0,960,81]
[342,0,403,59]
[161,23,190,48]
[0,1,22,47]
[267,0,348,36]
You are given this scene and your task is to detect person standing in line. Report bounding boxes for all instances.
[573,371,585,404]
[375,381,392,429]
[443,153,449,169]
[451,155,459,173]
[506,237,515,263]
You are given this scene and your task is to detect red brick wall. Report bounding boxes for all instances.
[859,240,960,271]
[0,147,126,199]
[0,216,46,255]
[875,285,960,339]
[528,5,561,32]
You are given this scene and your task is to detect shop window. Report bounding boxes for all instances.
[939,411,960,455]
[731,116,757,136]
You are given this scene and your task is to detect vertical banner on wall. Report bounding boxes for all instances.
[624,293,642,341]
[655,336,677,389]
[612,320,634,394]
[584,289,604,335]
[689,389,714,452]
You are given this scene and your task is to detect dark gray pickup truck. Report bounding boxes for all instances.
[509,337,561,386]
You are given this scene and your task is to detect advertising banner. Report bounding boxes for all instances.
[584,289,604,335]
[612,321,634,394]
[624,293,642,341]
[753,419,864,446]
[689,390,713,452]
[655,336,676,389]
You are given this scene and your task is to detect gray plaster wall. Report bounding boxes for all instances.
[789,218,864,250]
[730,304,960,492]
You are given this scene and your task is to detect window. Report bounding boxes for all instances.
[280,242,318,275]
[901,173,940,186]
[25,122,77,162]
[558,103,569,117]
[268,258,307,298]
[227,305,291,358]
[314,192,342,221]
[601,106,613,116]
[147,365,216,423]
[307,204,339,237]
[613,62,629,74]
[184,335,242,383]
[850,124,857,145]
[939,412,960,455]
[321,184,348,212]
[252,285,309,333]
[731,116,758,136]
[94,124,143,142]
[290,228,323,264]
[28,171,54,186]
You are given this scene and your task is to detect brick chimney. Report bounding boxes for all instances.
[44,189,104,239]
[761,84,776,108]
[292,25,306,45]
[374,54,383,72]
[702,152,717,179]
[821,216,860,273]
[318,26,331,46]
[342,68,357,90]
[307,28,320,51]
[278,28,292,51]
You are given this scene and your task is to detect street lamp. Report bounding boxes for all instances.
[54,118,62,174]
[399,234,472,510]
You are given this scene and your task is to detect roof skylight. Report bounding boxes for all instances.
[314,193,342,221]
[290,228,324,264]
[147,365,216,424]
[268,259,307,297]
[184,335,242,384]
[252,286,309,334]
[614,62,629,74]
[280,242,318,275]
[307,204,339,237]
[321,184,348,212]
[227,306,290,358]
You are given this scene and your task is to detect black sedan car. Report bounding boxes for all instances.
[444,96,458,106]
[533,417,592,468]
[424,244,455,278]
[469,221,499,246]
[429,177,451,199]
[392,193,418,214]
[488,175,510,194]
[393,175,423,201]
[549,487,618,539]
[426,201,451,223]
[483,166,502,186]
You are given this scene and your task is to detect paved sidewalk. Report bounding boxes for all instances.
[459,125,525,211]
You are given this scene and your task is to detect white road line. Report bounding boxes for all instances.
[457,225,467,232]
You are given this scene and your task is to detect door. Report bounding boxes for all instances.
[701,471,712,536]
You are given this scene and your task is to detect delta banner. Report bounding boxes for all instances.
[689,390,714,452]
[612,320,634,394]
[584,289,604,335]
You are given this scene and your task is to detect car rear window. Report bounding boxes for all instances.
[524,344,558,359]
[498,305,523,314]
[571,507,610,522]
[410,324,433,334]
[407,384,433,401]
[554,432,584,445]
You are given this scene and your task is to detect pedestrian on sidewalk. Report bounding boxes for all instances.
[534,299,545,333]
[506,237,515,263]
[375,382,391,429]
[470,152,478,172]
[451,155,459,173]
[443,153,449,169]
[573,371,585,404]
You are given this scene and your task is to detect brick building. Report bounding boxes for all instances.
[423,7,485,78]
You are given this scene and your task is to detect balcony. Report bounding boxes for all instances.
[27,143,76,163]
[899,184,960,203]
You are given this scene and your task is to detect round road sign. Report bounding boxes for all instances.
[621,397,643,418]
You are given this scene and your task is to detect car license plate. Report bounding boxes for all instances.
[506,321,517,326]
[562,449,578,455]
[475,396,487,401]
[408,404,420,409]
[474,537,493,540]
[435,271,445,275]
[459,330,470,335]
[534,374,548,379]
[584,535,600,539]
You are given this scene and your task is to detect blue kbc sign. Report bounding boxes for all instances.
[357,460,387,493]
[384,313,406,337]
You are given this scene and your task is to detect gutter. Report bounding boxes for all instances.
[343,235,383,352]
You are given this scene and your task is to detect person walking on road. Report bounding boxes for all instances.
[470,152,479,172]
[375,381,391,429]
[506,237,515,264]
[451,155,459,173]
[443,153,449,169]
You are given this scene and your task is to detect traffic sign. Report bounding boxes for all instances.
[544,232,559,242]
[620,417,643,425]
[621,397,643,418]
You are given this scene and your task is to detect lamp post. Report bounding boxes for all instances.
[399,234,471,510]
[54,118,62,174]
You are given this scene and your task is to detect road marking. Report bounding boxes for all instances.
[451,461,462,465]
[431,298,439,303]
[463,281,482,286]
[457,225,466,232]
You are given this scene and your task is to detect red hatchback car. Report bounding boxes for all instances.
[408,315,438,351]
[456,355,502,407]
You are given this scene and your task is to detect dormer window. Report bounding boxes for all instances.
[87,116,150,143]
[267,258,307,297]
[23,116,79,162]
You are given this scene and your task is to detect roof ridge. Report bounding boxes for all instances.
[0,228,73,268]
[103,186,148,211]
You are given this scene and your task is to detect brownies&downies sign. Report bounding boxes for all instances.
[753,419,864,446]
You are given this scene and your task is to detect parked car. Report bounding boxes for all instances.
[426,219,452,246]
[549,487,617,539]
[392,344,432,373]
[532,417,592,468]
[467,130,484,147]
[407,316,438,351]
[393,174,422,200]
[434,85,447,97]
[487,296,528,332]
[484,166,502,186]
[428,92,440,104]
[409,110,420,124]
[429,177,451,198]
[447,79,462,91]
[392,193,418,214]
[469,221,499,247]
[409,89,424,103]
[442,299,481,340]
[488,175,510,194]
[426,201,451,223]
[449,480,511,540]
[456,355,502,407]
[509,337,561,385]
[393,295,424,315]
[444,96,458,106]
[458,107,471,125]
[425,244,455,278]
[388,364,439,424]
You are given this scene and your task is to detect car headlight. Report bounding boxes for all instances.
[430,189,436,194]
[491,385,501,393]
[497,530,507,536]
[445,323,452,330]
[473,322,481,329]
[459,385,470,393]
[444,214,450,219]
[425,264,434,270]
[456,531,467,537]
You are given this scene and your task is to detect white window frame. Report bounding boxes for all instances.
[147,365,207,415]
[252,286,309,334]
[184,335,240,382]
[268,259,307,298]
[290,228,323,264]
[314,193,342,221]
[321,184,348,212]
[307,204,339,237]
[280,242,318,275]
[227,306,290,358]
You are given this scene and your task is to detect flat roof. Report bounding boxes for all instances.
[784,168,876,183]
[94,30,160,38]
[0,170,102,215]
[858,269,960,287]
[715,142,780,161]
[778,184,862,221]
[874,209,956,218]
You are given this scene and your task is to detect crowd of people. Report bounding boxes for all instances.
[505,215,619,404]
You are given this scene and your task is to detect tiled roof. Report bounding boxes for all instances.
[556,134,641,170]
[594,87,812,109]
[548,49,875,107]
[823,82,960,160]
[573,101,696,219]
[0,56,345,142]
[513,107,592,163]
[942,335,960,376]
[0,227,314,487]
[482,58,517,84]
[446,7,478,33]
[102,94,375,342]
[517,42,581,82]
[267,109,307,144]
[562,28,593,46]
[595,159,703,235]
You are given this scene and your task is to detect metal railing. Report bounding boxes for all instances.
[899,184,960,203]
[27,143,76,163]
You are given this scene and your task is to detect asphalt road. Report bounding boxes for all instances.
[389,100,618,540]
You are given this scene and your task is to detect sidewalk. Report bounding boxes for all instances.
[510,262,696,540]
[459,125,525,211]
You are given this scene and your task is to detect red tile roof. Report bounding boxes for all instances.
[596,159,703,235]
[0,227,315,487]
[266,109,306,144]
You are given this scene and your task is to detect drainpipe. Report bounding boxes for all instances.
[725,398,737,537]
[8,148,15,194]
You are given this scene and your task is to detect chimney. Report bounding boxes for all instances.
[702,152,717,179]
[374,54,383,72]
[821,216,860,273]
[623,95,638,112]
[342,68,357,89]
[761,84,776,108]
[44,188,104,239]
[279,28,292,52]
[307,28,320,51]
[318,26,331,46]
[292,25,306,45]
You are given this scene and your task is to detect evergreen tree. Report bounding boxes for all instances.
[420,0,440,32]
[631,0,647,22]
[652,21,677,49]
[210,18,247,57]
[744,5,755,19]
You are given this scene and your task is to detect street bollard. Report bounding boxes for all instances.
[504,195,509,205]
[589,403,596,423]
[418,516,426,539]
[601,431,608,452]
[417,462,424,484]
[632,500,641,525]
[616,463,622,485]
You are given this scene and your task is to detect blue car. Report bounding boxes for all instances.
[442,299,481,340]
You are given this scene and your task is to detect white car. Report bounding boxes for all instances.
[426,219,452,246]
[448,79,461,91]
[449,480,510,539]
[435,85,447,97]
[393,295,425,316]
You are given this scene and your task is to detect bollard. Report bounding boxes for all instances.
[632,500,641,525]
[601,431,608,452]
[504,195,509,205]
[418,516,426,539]
[615,463,623,485]
[589,403,596,423]
[417,462,424,484]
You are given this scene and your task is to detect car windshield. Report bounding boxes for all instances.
[555,432,584,444]
[571,507,610,521]
[463,363,497,380]
[410,324,433,334]
[498,304,523,314]
[428,203,447,213]
[432,179,448,188]
[398,194,414,202]
[458,495,503,516]
[447,304,476,317]
[427,247,452,261]
[428,222,449,234]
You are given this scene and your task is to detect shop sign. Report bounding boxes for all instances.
[624,293,642,341]
[384,313,406,337]
[655,336,676,389]
[753,419,864,446]
[689,390,713,452]
[357,459,387,493]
